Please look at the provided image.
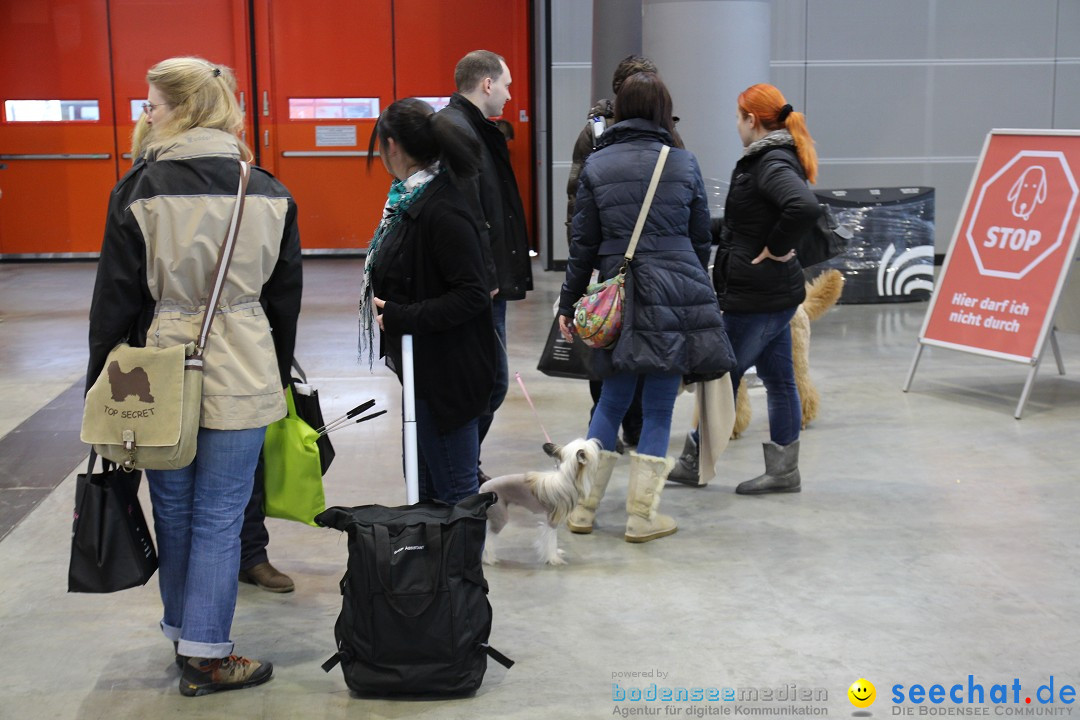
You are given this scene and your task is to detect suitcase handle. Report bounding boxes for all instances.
[373,522,443,618]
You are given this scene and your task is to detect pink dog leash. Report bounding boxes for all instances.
[493,327,554,445]
[514,371,553,445]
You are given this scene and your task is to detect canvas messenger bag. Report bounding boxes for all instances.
[80,161,250,471]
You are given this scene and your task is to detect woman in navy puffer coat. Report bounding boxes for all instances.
[558,72,734,543]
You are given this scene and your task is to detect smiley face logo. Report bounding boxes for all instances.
[848,678,876,708]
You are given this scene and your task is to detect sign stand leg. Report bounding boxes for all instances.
[902,343,925,392]
[1050,327,1066,375]
[1015,361,1041,420]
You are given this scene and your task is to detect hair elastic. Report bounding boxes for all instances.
[212,67,222,77]
[778,103,793,122]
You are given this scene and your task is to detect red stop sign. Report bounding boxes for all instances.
[965,151,1079,279]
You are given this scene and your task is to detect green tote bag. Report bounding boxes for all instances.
[263,386,326,526]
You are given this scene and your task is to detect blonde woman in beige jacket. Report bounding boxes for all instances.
[86,57,301,697]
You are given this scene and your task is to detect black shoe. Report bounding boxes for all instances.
[478,468,491,486]
[173,641,187,670]
[179,655,273,697]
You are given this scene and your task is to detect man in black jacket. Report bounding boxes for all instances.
[440,50,533,479]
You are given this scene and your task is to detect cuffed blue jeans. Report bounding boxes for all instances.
[147,426,265,659]
[724,307,801,446]
[415,398,481,505]
[588,371,681,458]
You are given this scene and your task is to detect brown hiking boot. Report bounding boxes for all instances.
[179,655,273,697]
[238,562,295,593]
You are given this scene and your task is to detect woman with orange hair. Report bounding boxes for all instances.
[712,83,821,495]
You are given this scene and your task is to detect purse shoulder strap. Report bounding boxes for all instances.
[193,160,250,360]
[624,144,670,262]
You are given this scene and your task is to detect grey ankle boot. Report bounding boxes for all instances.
[735,440,801,495]
[666,432,701,486]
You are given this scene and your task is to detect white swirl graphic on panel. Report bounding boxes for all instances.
[876,243,935,297]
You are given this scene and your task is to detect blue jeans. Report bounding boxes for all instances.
[147,426,265,659]
[477,298,508,447]
[588,372,681,457]
[724,308,801,446]
[415,398,480,504]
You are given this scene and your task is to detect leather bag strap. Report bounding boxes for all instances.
[194,160,250,360]
[624,144,670,262]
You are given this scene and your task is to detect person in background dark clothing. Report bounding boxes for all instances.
[360,98,496,504]
[713,83,821,495]
[566,55,658,452]
[439,50,533,481]
[238,459,294,593]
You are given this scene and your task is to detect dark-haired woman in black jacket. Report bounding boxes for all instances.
[360,98,496,504]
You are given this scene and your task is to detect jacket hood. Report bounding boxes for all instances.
[742,129,795,158]
[598,118,674,149]
[144,127,242,163]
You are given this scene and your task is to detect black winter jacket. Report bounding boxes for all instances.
[372,172,497,433]
[559,120,734,381]
[713,132,819,313]
[439,94,533,300]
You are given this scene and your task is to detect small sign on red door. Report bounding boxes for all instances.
[921,131,1080,363]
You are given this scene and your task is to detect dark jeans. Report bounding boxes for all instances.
[477,298,508,447]
[415,398,481,504]
[239,454,269,572]
[724,307,801,446]
[589,377,643,443]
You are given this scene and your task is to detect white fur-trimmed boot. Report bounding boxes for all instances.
[624,452,677,543]
[567,449,620,534]
[735,440,801,494]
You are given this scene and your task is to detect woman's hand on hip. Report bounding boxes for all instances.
[558,314,575,343]
[751,246,796,265]
[372,296,386,330]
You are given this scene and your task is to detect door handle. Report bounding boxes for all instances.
[239,91,246,113]
[263,91,269,116]
[264,130,270,147]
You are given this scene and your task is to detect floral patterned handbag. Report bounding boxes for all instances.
[574,145,670,349]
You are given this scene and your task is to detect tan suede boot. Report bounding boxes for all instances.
[566,449,620,534]
[624,452,677,543]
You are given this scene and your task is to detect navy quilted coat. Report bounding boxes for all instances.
[558,119,735,382]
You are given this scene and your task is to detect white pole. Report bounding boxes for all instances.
[401,334,419,504]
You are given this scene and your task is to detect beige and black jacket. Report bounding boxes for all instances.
[87,128,302,430]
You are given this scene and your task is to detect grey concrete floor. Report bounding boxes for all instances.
[2,258,1079,720]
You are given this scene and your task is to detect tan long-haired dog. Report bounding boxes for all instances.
[732,269,845,438]
[480,438,601,566]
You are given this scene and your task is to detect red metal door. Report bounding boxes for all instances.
[107,0,254,170]
[255,0,395,251]
[0,0,115,256]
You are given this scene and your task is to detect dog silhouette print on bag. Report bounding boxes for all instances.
[107,361,155,403]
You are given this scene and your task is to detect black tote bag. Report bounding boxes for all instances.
[68,451,158,593]
[290,359,335,475]
[537,315,592,380]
